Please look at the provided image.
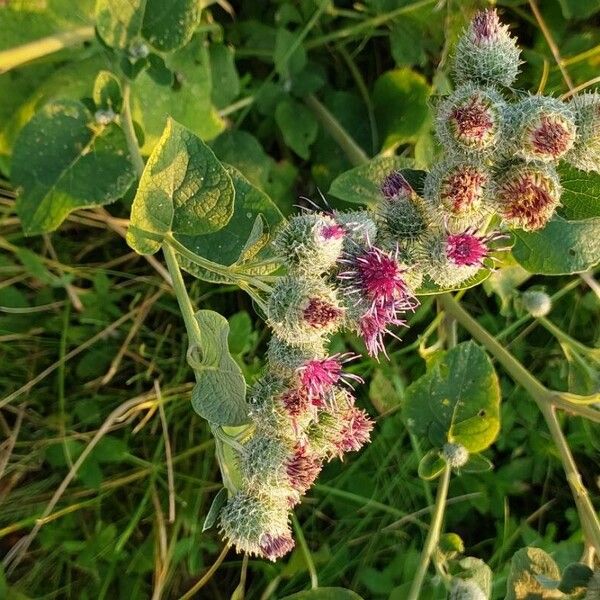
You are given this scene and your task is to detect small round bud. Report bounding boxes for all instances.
[522,290,552,317]
[424,158,491,226]
[443,442,470,468]
[94,108,116,125]
[219,491,293,559]
[454,9,521,88]
[267,276,344,344]
[509,95,577,162]
[493,162,561,231]
[239,435,292,495]
[128,39,150,60]
[566,92,600,173]
[450,579,487,600]
[380,170,415,200]
[436,84,506,155]
[273,213,345,274]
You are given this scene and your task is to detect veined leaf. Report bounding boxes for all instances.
[13,100,135,235]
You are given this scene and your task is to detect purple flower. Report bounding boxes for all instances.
[259,532,295,561]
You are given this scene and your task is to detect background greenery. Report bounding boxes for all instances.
[0,0,599,598]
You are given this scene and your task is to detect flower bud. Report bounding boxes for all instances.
[273,213,345,274]
[522,289,552,317]
[509,95,577,162]
[493,162,561,231]
[266,335,326,377]
[219,491,293,560]
[443,442,470,468]
[94,108,116,125]
[267,276,344,344]
[424,158,491,226]
[378,172,434,244]
[566,92,600,173]
[454,9,521,88]
[436,84,506,155]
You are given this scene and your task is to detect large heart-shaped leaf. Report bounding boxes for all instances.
[328,156,422,207]
[512,216,600,274]
[176,165,284,268]
[127,118,235,255]
[191,310,248,426]
[404,341,501,453]
[12,99,135,235]
[95,0,201,52]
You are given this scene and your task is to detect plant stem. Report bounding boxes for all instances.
[438,293,600,556]
[162,244,202,348]
[407,464,451,600]
[0,26,95,74]
[305,94,369,167]
[120,80,146,178]
[292,515,319,589]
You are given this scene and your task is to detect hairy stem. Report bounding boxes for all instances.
[305,94,369,167]
[438,293,600,556]
[0,26,95,74]
[407,464,451,600]
[163,245,202,348]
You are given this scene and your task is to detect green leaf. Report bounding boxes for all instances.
[417,450,446,480]
[369,367,402,414]
[504,547,561,600]
[328,157,419,207]
[175,165,283,268]
[280,589,364,600]
[209,43,240,109]
[439,533,465,557]
[202,488,228,532]
[404,341,501,453]
[275,99,318,160]
[558,0,600,19]
[95,0,201,52]
[127,118,235,255]
[191,310,248,426]
[131,37,224,155]
[12,99,135,235]
[93,70,123,112]
[462,453,493,474]
[512,216,600,274]
[390,19,427,67]
[557,164,600,219]
[274,27,307,78]
[558,563,594,593]
[373,68,431,149]
[416,270,492,296]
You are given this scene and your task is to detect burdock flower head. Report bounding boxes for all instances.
[454,8,521,88]
[377,171,433,246]
[274,213,345,274]
[510,95,577,162]
[267,275,344,345]
[219,491,293,560]
[421,227,501,288]
[424,158,491,226]
[339,242,417,356]
[436,84,506,155]
[493,162,561,230]
[298,353,363,401]
[566,91,600,173]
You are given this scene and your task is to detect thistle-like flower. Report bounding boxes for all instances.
[436,84,506,155]
[337,405,375,454]
[454,9,521,87]
[219,491,293,560]
[298,354,363,400]
[509,95,577,162]
[566,92,600,173]
[267,276,344,344]
[424,158,491,226]
[493,162,561,230]
[273,213,345,274]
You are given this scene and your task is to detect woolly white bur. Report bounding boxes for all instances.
[218,7,600,563]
